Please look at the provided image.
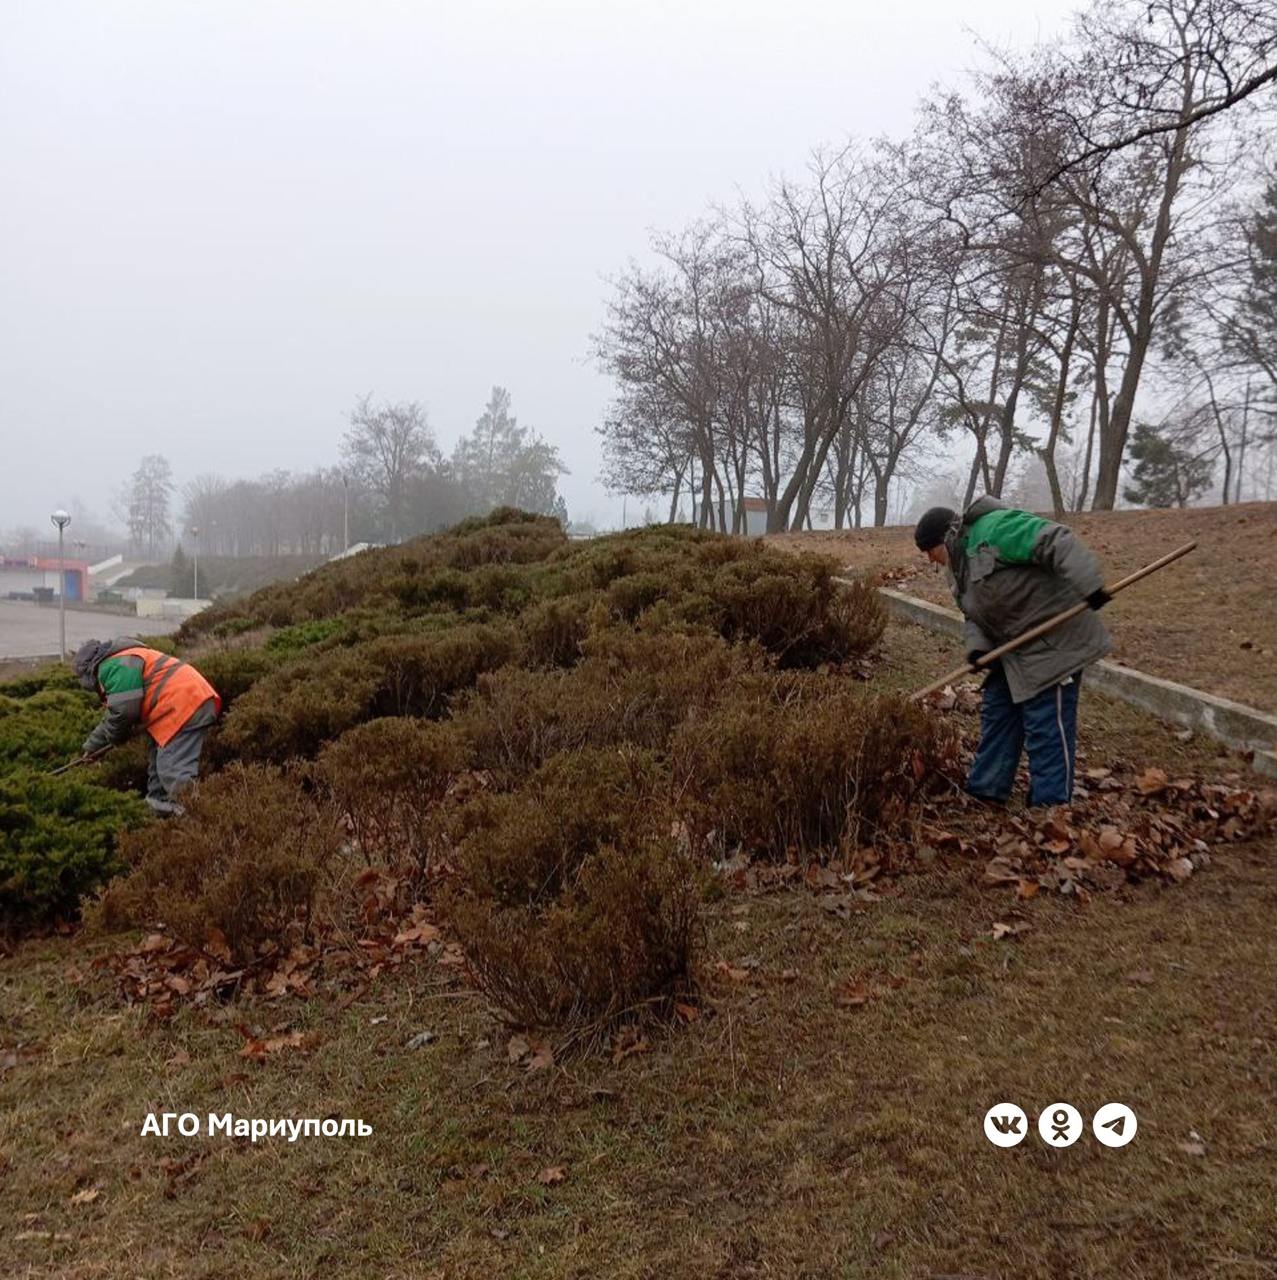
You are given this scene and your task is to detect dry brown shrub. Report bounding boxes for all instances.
[454,629,753,776]
[443,516,566,570]
[218,624,511,762]
[448,838,701,1029]
[94,764,342,964]
[313,718,469,887]
[671,685,957,861]
[442,747,701,1027]
[364,625,513,718]
[516,592,597,668]
[216,649,379,763]
[710,556,885,666]
[449,747,668,903]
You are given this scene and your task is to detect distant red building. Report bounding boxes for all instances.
[0,555,90,602]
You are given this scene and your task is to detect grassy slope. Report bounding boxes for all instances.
[2,624,1274,1280]
[769,501,1277,713]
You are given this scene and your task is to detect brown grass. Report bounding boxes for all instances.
[770,500,1277,711]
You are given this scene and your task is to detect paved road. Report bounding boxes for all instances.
[0,600,179,659]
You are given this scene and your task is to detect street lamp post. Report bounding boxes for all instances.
[50,509,71,662]
[190,526,200,599]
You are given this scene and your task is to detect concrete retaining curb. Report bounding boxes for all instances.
[868,585,1277,779]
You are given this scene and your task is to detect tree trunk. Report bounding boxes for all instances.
[1043,297,1082,517]
[1091,115,1192,510]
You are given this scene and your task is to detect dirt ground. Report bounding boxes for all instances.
[769,501,1277,713]
[2,622,1274,1280]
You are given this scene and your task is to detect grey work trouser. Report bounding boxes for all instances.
[146,697,218,815]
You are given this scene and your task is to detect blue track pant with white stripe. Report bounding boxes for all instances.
[966,665,1081,807]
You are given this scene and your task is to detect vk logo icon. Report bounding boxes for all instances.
[983,1103,1028,1147]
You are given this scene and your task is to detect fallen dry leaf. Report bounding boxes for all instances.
[69,1187,100,1205]
[392,922,441,948]
[1136,767,1169,796]
[990,921,1029,941]
[983,857,1021,885]
[537,1165,566,1186]
[611,1029,650,1065]
[238,1029,311,1061]
[525,1041,555,1072]
[836,979,872,1008]
[1126,969,1156,987]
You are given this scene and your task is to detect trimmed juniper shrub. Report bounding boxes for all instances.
[313,717,470,887]
[92,736,152,794]
[0,663,81,699]
[265,617,347,656]
[0,689,98,771]
[1,772,148,932]
[95,764,341,964]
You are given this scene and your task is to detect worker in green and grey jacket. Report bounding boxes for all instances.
[913,496,1112,806]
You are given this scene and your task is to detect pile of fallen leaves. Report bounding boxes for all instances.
[92,897,461,1020]
[948,765,1277,900]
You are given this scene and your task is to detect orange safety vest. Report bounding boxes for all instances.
[113,646,221,747]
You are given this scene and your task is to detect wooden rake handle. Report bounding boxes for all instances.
[910,540,1197,703]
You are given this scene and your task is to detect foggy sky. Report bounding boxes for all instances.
[1,0,1077,535]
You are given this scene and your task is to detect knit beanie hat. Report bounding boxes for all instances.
[914,506,956,552]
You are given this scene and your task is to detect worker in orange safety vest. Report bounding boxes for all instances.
[72,637,221,815]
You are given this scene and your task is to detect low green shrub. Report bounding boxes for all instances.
[265,617,346,655]
[95,764,341,964]
[1,772,148,931]
[0,663,81,699]
[0,689,98,771]
[92,736,151,793]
